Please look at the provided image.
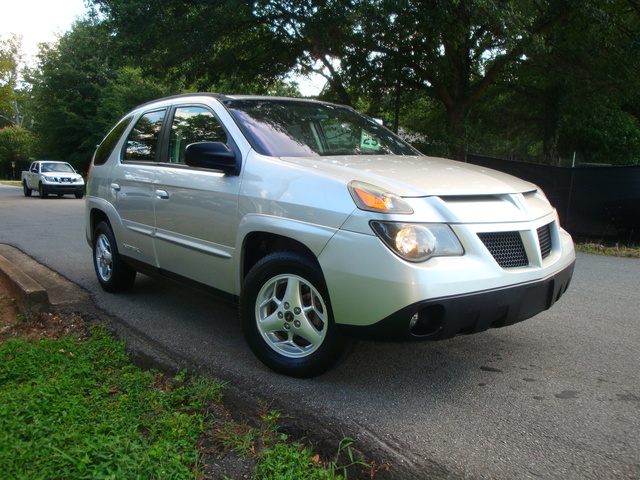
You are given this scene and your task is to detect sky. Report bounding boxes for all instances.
[0,0,91,63]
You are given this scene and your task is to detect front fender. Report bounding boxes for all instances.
[234,214,338,293]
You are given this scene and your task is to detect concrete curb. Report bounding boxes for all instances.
[0,244,89,315]
[0,254,49,315]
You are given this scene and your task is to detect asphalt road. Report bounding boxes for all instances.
[1,184,638,479]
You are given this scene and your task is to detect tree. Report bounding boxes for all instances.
[0,125,35,179]
[0,35,29,128]
[92,0,299,91]
[29,17,180,170]
[465,0,640,164]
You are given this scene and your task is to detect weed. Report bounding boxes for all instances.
[576,243,640,258]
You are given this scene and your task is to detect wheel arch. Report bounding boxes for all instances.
[241,231,321,285]
[236,215,338,293]
[89,208,111,242]
[85,198,124,247]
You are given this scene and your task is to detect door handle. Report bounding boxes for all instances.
[155,189,170,199]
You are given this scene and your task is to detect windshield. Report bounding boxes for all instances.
[224,99,418,157]
[42,162,75,173]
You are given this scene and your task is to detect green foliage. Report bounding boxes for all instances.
[0,35,29,128]
[29,20,182,171]
[560,100,640,166]
[22,0,640,166]
[255,442,343,480]
[30,19,116,170]
[575,243,640,258]
[96,66,182,132]
[0,328,222,479]
[0,125,35,178]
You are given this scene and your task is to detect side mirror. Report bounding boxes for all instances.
[184,142,239,175]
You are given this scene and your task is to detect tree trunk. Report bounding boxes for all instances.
[542,85,563,165]
[446,103,468,160]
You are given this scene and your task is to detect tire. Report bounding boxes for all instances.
[92,221,136,293]
[240,251,351,378]
[75,192,84,199]
[23,182,32,197]
[38,183,48,199]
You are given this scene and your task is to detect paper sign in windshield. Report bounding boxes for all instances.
[360,131,381,151]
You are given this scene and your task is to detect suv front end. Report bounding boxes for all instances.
[318,182,575,341]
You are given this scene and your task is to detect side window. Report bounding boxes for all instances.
[94,116,133,166]
[168,106,227,164]
[124,109,167,161]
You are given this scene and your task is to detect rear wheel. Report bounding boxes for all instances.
[92,221,136,292]
[240,251,351,378]
[23,182,32,197]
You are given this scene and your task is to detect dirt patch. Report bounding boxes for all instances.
[0,281,86,344]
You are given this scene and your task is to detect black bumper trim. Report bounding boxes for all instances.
[338,260,575,342]
[42,185,85,194]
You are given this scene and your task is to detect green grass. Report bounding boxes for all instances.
[0,328,221,479]
[575,242,640,258]
[0,323,368,479]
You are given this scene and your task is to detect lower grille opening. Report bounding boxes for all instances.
[478,231,528,268]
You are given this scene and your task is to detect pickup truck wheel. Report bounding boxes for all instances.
[93,221,136,292]
[240,252,350,378]
[23,182,32,197]
[38,183,48,199]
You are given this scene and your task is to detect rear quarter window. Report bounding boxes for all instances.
[93,116,133,166]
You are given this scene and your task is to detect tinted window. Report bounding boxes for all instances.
[124,109,166,161]
[94,116,133,166]
[168,106,227,164]
[224,100,417,157]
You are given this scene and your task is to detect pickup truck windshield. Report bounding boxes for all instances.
[42,162,75,173]
[224,99,418,157]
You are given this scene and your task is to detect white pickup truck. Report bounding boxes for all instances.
[21,160,85,199]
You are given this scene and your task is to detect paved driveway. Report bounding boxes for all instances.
[1,184,638,479]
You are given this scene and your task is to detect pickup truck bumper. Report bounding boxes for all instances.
[39,184,85,195]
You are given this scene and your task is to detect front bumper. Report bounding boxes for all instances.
[41,183,85,195]
[338,260,575,341]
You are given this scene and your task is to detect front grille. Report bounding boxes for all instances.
[478,231,528,268]
[537,224,552,259]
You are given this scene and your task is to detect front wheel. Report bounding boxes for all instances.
[240,252,351,378]
[38,183,48,199]
[92,221,136,292]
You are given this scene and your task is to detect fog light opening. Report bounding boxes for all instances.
[409,305,445,337]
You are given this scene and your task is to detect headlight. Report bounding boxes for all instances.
[348,181,413,214]
[370,221,464,262]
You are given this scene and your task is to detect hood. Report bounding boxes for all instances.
[281,155,537,197]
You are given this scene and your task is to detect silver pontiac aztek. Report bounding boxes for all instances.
[86,94,576,377]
